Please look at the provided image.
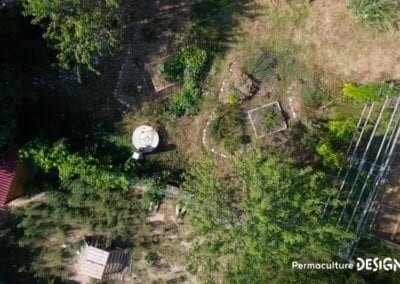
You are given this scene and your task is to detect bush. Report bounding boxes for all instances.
[314,118,357,169]
[316,141,343,168]
[181,45,208,71]
[328,119,356,142]
[160,44,208,83]
[301,87,327,107]
[210,104,246,153]
[161,44,208,116]
[227,92,240,105]
[141,180,163,209]
[159,53,186,83]
[348,0,399,31]
[343,82,396,102]
[243,51,277,80]
[169,86,202,117]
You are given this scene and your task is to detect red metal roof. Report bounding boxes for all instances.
[0,152,17,208]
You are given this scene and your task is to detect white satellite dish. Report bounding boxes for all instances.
[132,125,159,160]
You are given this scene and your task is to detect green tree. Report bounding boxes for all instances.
[185,153,352,282]
[20,140,130,191]
[23,0,120,75]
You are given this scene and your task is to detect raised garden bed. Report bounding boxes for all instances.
[247,102,287,138]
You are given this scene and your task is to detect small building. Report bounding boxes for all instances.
[0,151,30,209]
[78,236,131,280]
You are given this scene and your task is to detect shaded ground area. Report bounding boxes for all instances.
[373,152,400,245]
[130,199,194,283]
[113,0,194,109]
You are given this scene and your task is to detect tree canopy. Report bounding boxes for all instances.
[23,0,120,74]
[184,152,353,282]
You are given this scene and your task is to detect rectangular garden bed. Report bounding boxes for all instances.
[247,101,287,139]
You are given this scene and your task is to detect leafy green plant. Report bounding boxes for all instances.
[316,140,343,168]
[164,44,208,116]
[20,140,130,190]
[140,180,163,209]
[159,53,186,83]
[181,45,208,72]
[227,92,240,105]
[210,103,246,153]
[185,152,353,282]
[301,87,327,107]
[262,107,282,132]
[314,117,356,168]
[328,119,356,142]
[348,0,399,31]
[169,87,202,117]
[343,82,396,102]
[160,45,207,83]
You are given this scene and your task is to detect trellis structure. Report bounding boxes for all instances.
[323,94,400,259]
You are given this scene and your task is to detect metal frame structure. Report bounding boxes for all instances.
[323,93,400,259]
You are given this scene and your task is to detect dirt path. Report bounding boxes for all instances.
[7,192,46,210]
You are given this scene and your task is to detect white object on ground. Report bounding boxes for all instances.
[132,125,159,160]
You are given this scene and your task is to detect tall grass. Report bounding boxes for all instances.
[348,0,399,31]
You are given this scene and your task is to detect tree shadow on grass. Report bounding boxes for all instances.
[190,0,258,54]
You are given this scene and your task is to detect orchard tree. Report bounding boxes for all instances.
[184,152,353,282]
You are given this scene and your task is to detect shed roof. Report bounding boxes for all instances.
[79,240,131,280]
[0,152,17,208]
[80,244,110,279]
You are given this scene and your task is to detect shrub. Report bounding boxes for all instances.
[181,45,207,72]
[140,179,164,209]
[301,87,327,107]
[343,82,396,102]
[227,92,240,105]
[316,141,343,168]
[348,0,399,31]
[159,53,186,83]
[243,51,277,80]
[160,44,208,83]
[169,87,202,117]
[210,104,246,153]
[328,119,356,142]
[161,44,208,116]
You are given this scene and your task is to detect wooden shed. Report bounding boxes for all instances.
[0,151,30,209]
[78,236,131,280]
